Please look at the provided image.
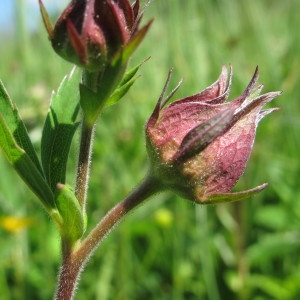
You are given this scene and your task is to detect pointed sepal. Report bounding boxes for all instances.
[197,183,268,204]
[174,108,235,162]
[67,19,88,65]
[38,0,54,39]
[114,19,153,65]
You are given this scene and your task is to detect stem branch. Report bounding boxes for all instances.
[77,174,160,262]
[55,174,161,300]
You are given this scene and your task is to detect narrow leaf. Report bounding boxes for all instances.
[0,80,44,175]
[119,57,149,86]
[104,58,149,107]
[105,75,140,107]
[41,68,81,191]
[0,115,55,209]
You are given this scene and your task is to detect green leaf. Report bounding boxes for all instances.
[41,68,81,191]
[119,57,149,87]
[0,80,44,175]
[104,58,149,107]
[55,184,85,246]
[0,115,55,209]
[104,75,140,107]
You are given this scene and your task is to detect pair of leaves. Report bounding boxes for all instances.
[0,68,80,211]
[0,68,83,245]
[0,61,143,244]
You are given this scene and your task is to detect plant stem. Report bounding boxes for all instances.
[55,174,161,300]
[78,174,161,261]
[55,251,81,300]
[75,70,99,210]
[75,118,95,209]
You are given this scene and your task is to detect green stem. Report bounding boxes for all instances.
[75,118,94,209]
[55,174,161,300]
[75,70,99,210]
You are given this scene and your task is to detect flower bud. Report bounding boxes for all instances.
[39,0,152,72]
[146,67,281,204]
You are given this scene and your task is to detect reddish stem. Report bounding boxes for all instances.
[55,174,161,300]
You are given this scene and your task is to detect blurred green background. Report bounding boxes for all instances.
[1,0,300,299]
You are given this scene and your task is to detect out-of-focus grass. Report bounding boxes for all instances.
[1,0,300,299]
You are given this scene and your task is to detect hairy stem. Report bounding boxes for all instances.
[55,174,161,300]
[75,70,99,210]
[75,119,94,209]
[55,251,81,300]
[76,174,161,262]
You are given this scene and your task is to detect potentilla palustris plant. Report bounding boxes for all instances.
[0,0,281,299]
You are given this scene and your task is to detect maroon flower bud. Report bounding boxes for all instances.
[39,0,152,71]
[146,67,281,204]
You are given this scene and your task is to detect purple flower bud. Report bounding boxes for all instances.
[39,0,152,71]
[146,66,281,204]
